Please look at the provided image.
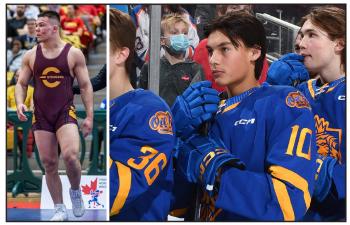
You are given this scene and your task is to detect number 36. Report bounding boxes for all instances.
[127,146,167,186]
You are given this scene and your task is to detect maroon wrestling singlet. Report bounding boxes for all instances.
[32,43,78,132]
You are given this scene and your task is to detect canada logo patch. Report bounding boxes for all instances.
[286,91,311,109]
[149,111,173,135]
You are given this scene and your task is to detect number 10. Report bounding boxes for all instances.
[285,125,312,160]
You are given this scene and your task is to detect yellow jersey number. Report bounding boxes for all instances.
[127,146,167,186]
[285,125,312,160]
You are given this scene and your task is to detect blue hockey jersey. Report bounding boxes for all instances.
[109,89,175,221]
[199,84,317,221]
[298,77,345,221]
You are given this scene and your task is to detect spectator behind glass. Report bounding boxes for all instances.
[139,13,205,107]
[7,5,27,38]
[7,38,27,72]
[18,17,37,50]
[193,5,268,92]
[131,4,199,71]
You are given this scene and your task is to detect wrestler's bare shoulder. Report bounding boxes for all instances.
[22,45,38,68]
[67,46,86,65]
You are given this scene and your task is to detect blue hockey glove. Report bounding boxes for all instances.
[171,81,220,139]
[267,53,310,86]
[176,134,245,192]
[313,156,337,202]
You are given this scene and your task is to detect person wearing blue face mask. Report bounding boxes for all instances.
[139,13,205,107]
[163,33,190,56]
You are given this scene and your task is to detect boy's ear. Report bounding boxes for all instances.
[334,38,345,53]
[115,47,130,65]
[249,47,261,62]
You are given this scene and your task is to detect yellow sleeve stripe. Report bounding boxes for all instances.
[271,178,295,221]
[109,157,113,168]
[307,79,315,99]
[269,165,311,210]
[169,208,188,217]
[110,162,132,217]
[223,102,240,113]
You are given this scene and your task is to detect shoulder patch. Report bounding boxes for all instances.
[285,91,311,109]
[149,111,173,135]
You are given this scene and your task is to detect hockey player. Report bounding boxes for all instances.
[171,10,317,221]
[267,6,345,221]
[109,9,175,221]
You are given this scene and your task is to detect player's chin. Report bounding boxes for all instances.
[214,77,227,87]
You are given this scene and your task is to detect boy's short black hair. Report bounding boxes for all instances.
[204,10,266,80]
[38,10,61,24]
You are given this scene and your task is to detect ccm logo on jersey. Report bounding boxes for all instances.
[338,95,345,101]
[234,118,255,126]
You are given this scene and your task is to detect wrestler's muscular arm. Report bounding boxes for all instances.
[15,49,35,121]
[70,47,94,137]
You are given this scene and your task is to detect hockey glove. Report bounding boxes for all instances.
[171,81,220,139]
[176,134,245,192]
[267,53,309,87]
[313,156,337,202]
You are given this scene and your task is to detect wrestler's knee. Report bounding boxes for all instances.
[61,147,79,166]
[41,157,59,174]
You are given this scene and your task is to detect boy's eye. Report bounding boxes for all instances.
[308,33,316,38]
[221,47,229,52]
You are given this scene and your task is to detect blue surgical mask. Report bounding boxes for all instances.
[165,34,189,54]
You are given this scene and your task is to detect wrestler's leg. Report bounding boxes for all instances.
[34,130,62,204]
[56,123,81,189]
[56,123,85,217]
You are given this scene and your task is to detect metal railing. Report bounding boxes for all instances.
[256,13,300,62]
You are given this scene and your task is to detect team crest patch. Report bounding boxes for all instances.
[286,91,311,109]
[315,115,342,163]
[149,111,173,135]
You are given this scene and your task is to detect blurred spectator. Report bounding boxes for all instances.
[139,14,205,106]
[18,18,37,49]
[77,5,101,33]
[23,5,40,20]
[161,5,199,57]
[61,5,84,35]
[194,5,216,40]
[7,69,33,111]
[60,5,94,58]
[7,69,34,158]
[7,5,27,38]
[131,5,199,71]
[7,38,27,72]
